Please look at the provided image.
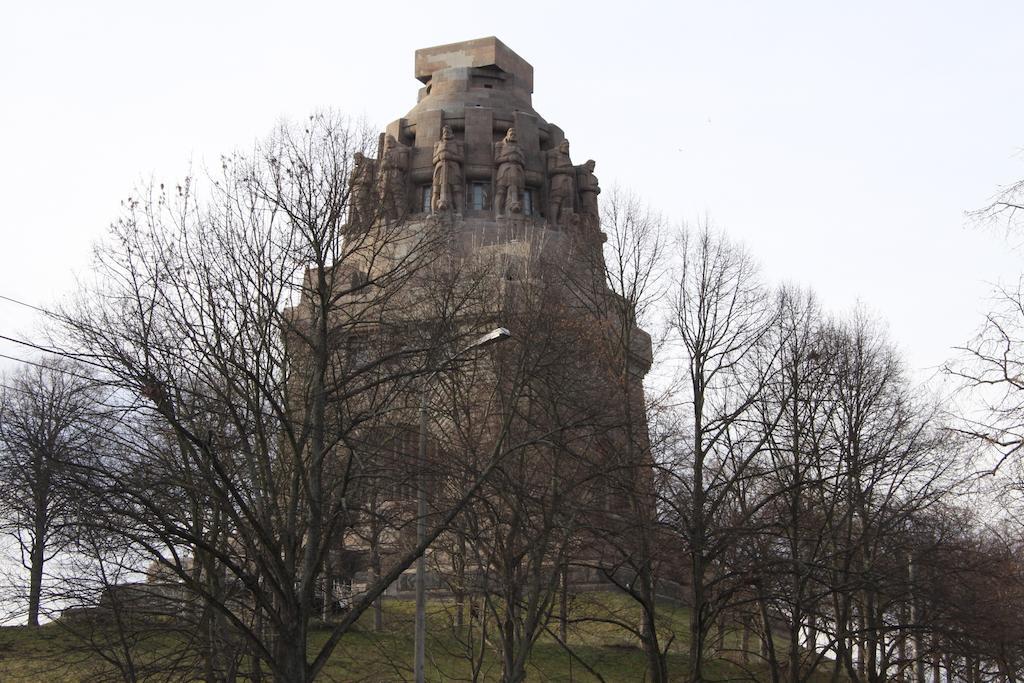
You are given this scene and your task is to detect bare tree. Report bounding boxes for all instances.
[49,524,205,683]
[429,246,622,683]
[734,286,839,682]
[947,159,1024,478]
[52,113,514,682]
[947,276,1024,472]
[820,310,958,683]
[972,168,1024,237]
[564,188,674,682]
[0,358,101,627]
[664,225,782,682]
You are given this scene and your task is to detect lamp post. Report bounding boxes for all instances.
[414,327,510,683]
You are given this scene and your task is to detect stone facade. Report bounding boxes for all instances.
[331,37,653,600]
[347,36,611,253]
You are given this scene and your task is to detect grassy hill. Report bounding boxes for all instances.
[0,593,835,681]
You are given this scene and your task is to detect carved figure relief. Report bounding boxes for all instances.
[576,159,601,223]
[431,125,464,214]
[377,134,410,219]
[546,139,575,226]
[494,127,526,216]
[348,151,378,229]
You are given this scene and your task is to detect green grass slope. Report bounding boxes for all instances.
[0,593,838,681]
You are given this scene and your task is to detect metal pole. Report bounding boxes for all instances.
[414,390,428,683]
[413,328,510,683]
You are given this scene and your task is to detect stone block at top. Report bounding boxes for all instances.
[415,37,533,93]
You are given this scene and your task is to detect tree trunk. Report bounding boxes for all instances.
[789,599,802,682]
[455,533,467,632]
[638,556,667,683]
[740,614,751,665]
[27,463,49,628]
[830,588,852,683]
[559,561,568,644]
[758,597,781,683]
[501,609,527,683]
[371,535,383,631]
[27,531,45,627]
[688,551,706,682]
[806,613,818,658]
[857,609,867,678]
[688,395,707,683]
[251,606,265,683]
[274,621,309,683]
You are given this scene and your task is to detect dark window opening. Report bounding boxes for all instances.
[350,270,368,290]
[470,182,491,211]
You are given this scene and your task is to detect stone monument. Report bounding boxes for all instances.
[369,36,617,246]
[331,36,653,603]
[494,128,525,216]
[431,125,464,213]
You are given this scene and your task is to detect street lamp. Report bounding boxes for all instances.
[414,327,511,683]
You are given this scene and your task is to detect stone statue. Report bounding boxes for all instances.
[377,134,409,219]
[431,125,464,214]
[348,151,377,229]
[494,127,526,216]
[546,139,575,226]
[576,159,600,222]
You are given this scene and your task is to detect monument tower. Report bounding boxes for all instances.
[338,37,653,601]
[348,36,610,263]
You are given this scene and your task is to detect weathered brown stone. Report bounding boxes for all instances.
[576,159,601,225]
[377,134,410,219]
[494,128,526,216]
[316,38,657,605]
[415,36,533,94]
[432,125,464,214]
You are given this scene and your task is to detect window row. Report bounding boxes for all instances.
[418,183,535,215]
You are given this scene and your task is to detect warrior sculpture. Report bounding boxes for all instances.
[546,139,575,226]
[576,159,601,225]
[431,125,464,214]
[377,134,409,219]
[494,127,525,216]
[348,152,377,229]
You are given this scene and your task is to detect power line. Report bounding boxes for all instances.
[0,341,429,453]
[0,293,459,452]
[0,335,113,374]
[0,294,51,315]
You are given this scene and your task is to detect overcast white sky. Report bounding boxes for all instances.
[1,1,1022,385]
